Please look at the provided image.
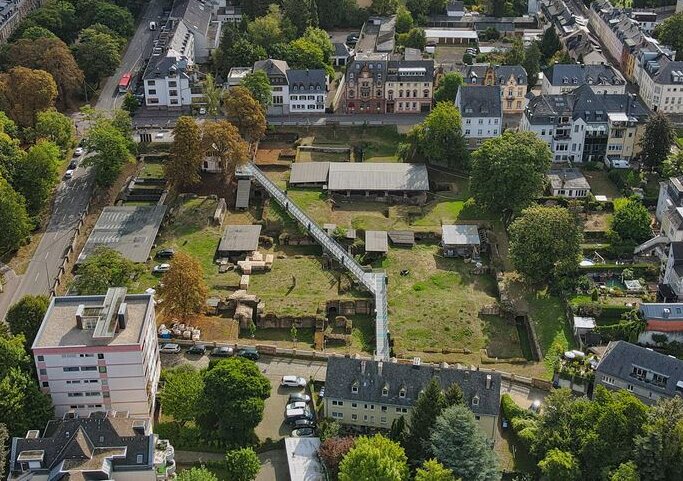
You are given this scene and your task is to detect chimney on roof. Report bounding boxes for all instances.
[117,303,128,330]
[412,357,422,369]
[76,304,85,329]
[378,361,383,376]
[25,430,40,439]
[361,360,366,374]
[132,420,147,435]
[486,374,492,389]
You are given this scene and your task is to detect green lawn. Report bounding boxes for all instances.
[525,288,574,356]
[581,169,621,199]
[383,245,524,360]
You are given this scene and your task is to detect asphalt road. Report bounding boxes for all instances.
[0,0,166,319]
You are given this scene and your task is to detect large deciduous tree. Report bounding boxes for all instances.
[634,396,683,481]
[19,0,78,42]
[6,295,50,349]
[14,140,61,215]
[0,67,57,128]
[240,70,272,110]
[610,199,652,246]
[35,109,75,151]
[401,102,468,169]
[371,0,400,16]
[0,367,54,437]
[4,37,83,107]
[167,116,203,190]
[202,121,249,181]
[197,358,271,443]
[176,467,217,481]
[430,405,500,481]
[538,449,581,481]
[214,38,267,77]
[158,366,204,426]
[82,116,133,187]
[0,131,25,184]
[508,205,582,284]
[434,71,463,103]
[338,434,409,481]
[202,74,222,117]
[415,459,457,481]
[318,436,355,478]
[470,131,551,220]
[0,175,31,255]
[72,247,144,294]
[640,112,675,171]
[0,424,8,480]
[248,5,294,48]
[72,27,122,87]
[404,378,446,466]
[222,86,267,143]
[654,12,683,61]
[540,26,561,60]
[224,447,261,481]
[160,252,208,321]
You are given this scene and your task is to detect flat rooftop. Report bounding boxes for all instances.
[442,224,480,246]
[218,224,262,253]
[284,437,323,481]
[327,163,429,192]
[33,290,153,349]
[77,206,167,264]
[289,162,330,185]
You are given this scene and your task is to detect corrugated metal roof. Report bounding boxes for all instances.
[218,225,261,253]
[235,180,251,208]
[365,230,389,252]
[442,224,480,246]
[328,163,429,192]
[289,162,330,184]
[388,231,415,245]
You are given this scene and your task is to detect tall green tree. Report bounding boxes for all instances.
[6,295,50,350]
[72,27,122,87]
[401,102,468,169]
[202,74,222,117]
[640,112,675,171]
[508,206,582,284]
[538,449,581,481]
[415,459,457,481]
[248,4,294,49]
[0,424,8,481]
[303,27,334,63]
[0,367,53,437]
[72,246,144,294]
[35,109,74,151]
[20,26,57,39]
[396,6,414,33]
[286,38,328,71]
[176,467,217,481]
[159,366,204,426]
[14,140,61,215]
[404,378,446,466]
[167,116,203,190]
[214,38,267,77]
[504,37,525,65]
[434,71,463,103]
[540,26,561,60]
[19,0,78,42]
[197,358,271,443]
[282,0,318,35]
[0,131,25,184]
[400,28,426,50]
[241,71,272,109]
[662,151,683,177]
[371,0,400,15]
[610,199,652,245]
[523,42,541,88]
[654,12,683,61]
[339,435,409,481]
[610,462,640,481]
[0,175,31,255]
[89,1,134,37]
[430,405,499,481]
[634,397,683,481]
[82,117,133,186]
[470,131,551,221]
[224,447,261,481]
[0,334,33,379]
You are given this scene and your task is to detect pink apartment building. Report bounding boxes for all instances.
[32,288,161,418]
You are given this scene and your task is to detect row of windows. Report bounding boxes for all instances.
[464,129,499,136]
[57,366,107,373]
[465,119,499,125]
[37,354,104,361]
[291,104,323,110]
[290,95,324,101]
[69,404,103,409]
[67,391,102,398]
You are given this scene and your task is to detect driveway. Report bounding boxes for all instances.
[257,449,290,481]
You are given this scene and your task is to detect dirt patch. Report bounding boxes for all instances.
[584,212,611,232]
[157,309,238,342]
[255,142,294,165]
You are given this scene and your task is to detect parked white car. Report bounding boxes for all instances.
[281,375,307,388]
[64,169,74,179]
[285,401,308,411]
[74,147,84,156]
[160,343,181,354]
[153,263,171,273]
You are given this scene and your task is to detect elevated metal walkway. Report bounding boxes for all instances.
[243,163,390,359]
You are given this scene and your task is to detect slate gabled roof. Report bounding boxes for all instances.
[325,357,501,416]
[457,85,502,118]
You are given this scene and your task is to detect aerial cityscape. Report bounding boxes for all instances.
[1,0,683,480]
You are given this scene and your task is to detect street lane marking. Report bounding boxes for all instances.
[34,272,40,282]
[44,252,49,260]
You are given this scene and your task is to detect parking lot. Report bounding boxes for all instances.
[160,351,326,442]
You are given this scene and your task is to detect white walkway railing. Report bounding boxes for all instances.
[244,163,390,359]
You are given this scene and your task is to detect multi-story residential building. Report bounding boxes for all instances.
[657,176,683,224]
[385,60,434,114]
[628,10,657,35]
[8,414,176,481]
[288,69,327,113]
[563,30,608,66]
[342,53,389,114]
[658,244,683,302]
[169,0,212,62]
[541,64,626,95]
[324,357,501,439]
[541,0,580,37]
[639,302,683,342]
[254,59,290,115]
[521,85,647,162]
[0,0,43,42]
[32,288,161,418]
[458,64,528,114]
[595,340,683,405]
[143,57,196,109]
[456,85,503,148]
[635,53,683,113]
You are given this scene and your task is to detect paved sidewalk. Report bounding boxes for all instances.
[0,263,20,321]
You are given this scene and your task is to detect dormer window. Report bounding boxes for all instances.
[351,381,359,394]
[382,384,389,396]
[472,395,480,407]
[399,387,406,398]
